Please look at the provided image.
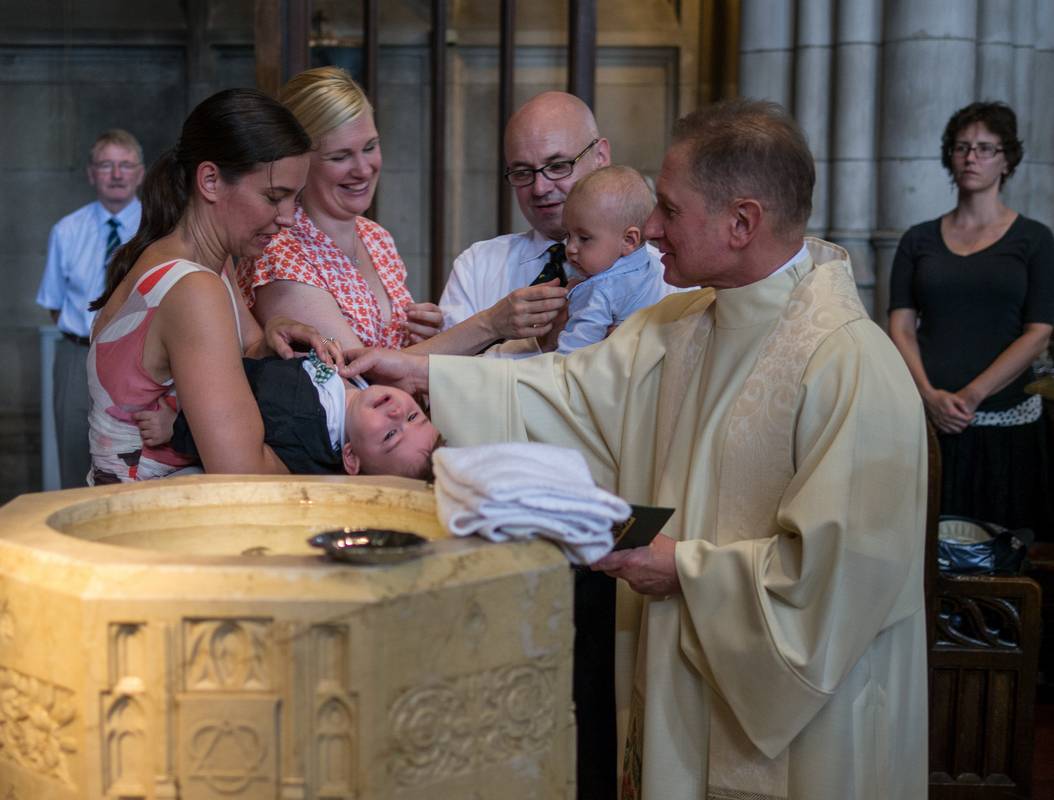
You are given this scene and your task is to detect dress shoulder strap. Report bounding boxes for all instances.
[129,259,213,307]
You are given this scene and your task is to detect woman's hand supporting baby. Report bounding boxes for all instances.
[254,315,344,364]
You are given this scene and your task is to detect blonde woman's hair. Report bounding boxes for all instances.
[279,66,373,145]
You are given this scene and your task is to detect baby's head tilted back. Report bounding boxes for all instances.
[341,383,440,480]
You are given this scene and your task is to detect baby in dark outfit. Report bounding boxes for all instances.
[136,354,440,479]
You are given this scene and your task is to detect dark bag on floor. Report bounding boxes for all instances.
[937,515,1034,575]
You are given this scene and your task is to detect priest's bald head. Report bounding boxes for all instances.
[646,99,815,289]
[503,91,612,240]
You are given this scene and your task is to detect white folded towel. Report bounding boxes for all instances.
[432,443,631,565]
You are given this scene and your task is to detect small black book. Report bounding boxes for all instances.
[611,504,675,551]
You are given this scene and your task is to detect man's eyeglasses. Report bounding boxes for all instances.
[504,138,599,187]
[92,161,142,173]
[951,142,1004,160]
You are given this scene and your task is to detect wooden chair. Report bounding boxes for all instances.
[925,424,1043,799]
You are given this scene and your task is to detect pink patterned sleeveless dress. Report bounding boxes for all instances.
[87,260,226,484]
[237,208,413,348]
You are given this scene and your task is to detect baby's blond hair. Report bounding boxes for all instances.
[565,165,654,232]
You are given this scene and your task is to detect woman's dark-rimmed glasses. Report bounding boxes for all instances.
[952,142,1004,160]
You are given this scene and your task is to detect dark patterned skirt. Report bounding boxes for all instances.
[938,415,1054,541]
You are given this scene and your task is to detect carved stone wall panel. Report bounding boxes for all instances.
[183,618,274,692]
[100,622,150,798]
[0,666,77,787]
[316,696,356,799]
[310,624,357,800]
[387,657,557,788]
[156,621,179,798]
[176,694,278,800]
[101,695,147,797]
[313,625,349,691]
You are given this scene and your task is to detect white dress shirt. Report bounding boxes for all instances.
[36,198,142,338]
[439,227,679,332]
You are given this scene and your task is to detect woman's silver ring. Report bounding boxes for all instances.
[321,336,334,345]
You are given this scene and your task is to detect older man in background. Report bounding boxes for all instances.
[37,129,143,487]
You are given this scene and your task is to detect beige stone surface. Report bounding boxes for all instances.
[0,475,574,799]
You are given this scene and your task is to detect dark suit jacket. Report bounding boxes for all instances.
[172,356,343,474]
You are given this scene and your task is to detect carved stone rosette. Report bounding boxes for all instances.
[387,657,558,787]
[0,666,77,786]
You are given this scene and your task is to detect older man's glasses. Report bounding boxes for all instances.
[92,161,141,173]
[952,142,1004,160]
[504,138,599,187]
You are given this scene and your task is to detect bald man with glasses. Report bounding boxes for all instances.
[438,92,676,359]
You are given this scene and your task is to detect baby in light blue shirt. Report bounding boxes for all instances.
[559,165,667,354]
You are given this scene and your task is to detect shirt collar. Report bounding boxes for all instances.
[95,197,142,228]
[518,228,563,265]
[769,242,809,279]
[566,245,650,298]
[576,245,650,284]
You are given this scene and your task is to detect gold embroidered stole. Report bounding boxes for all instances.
[706,244,866,800]
[623,295,716,799]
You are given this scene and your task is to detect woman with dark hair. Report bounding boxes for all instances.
[87,88,338,484]
[889,101,1054,536]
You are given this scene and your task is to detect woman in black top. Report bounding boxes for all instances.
[889,101,1054,537]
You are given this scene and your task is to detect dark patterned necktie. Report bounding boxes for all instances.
[530,243,568,287]
[104,218,121,266]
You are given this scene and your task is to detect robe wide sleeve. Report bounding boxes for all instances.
[674,320,927,758]
[429,290,711,493]
[429,336,627,491]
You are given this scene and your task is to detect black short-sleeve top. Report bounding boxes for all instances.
[888,214,1054,411]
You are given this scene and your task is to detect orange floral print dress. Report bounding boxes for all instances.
[238,207,413,348]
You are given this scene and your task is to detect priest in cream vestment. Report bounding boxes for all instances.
[346,100,928,800]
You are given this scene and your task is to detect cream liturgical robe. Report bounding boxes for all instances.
[429,239,929,800]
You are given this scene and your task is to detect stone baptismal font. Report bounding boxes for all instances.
[0,475,574,799]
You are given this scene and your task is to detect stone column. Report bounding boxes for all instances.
[977,1,1019,212]
[1030,0,1054,227]
[738,0,795,107]
[828,0,882,314]
[793,0,835,235]
[977,0,1015,98]
[1005,0,1036,215]
[875,0,977,324]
